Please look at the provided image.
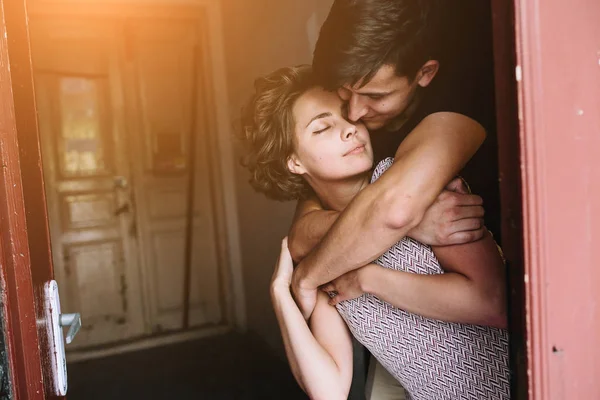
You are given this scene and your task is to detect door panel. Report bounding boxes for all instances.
[30,20,145,348]
[126,20,224,331]
[66,241,126,321]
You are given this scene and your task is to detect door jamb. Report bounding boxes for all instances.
[0,0,55,398]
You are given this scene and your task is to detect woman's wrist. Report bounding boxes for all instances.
[358,264,381,295]
[270,280,291,299]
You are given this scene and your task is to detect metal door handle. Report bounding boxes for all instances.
[60,313,81,345]
[43,280,81,395]
[113,175,129,189]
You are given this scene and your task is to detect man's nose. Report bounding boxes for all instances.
[348,94,368,122]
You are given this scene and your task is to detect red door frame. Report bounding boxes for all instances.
[513,0,600,399]
[0,0,58,398]
[490,0,528,398]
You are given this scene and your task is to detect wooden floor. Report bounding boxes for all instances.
[67,332,308,400]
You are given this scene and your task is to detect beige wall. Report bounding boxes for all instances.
[220,0,333,353]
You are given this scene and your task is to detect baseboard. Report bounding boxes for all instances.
[66,325,232,363]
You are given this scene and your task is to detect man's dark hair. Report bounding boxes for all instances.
[313,0,440,90]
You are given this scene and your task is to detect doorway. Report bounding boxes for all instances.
[0,0,540,398]
[28,4,242,352]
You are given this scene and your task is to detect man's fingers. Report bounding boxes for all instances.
[448,218,484,233]
[440,192,483,208]
[453,193,483,206]
[450,205,485,221]
[320,283,335,293]
[461,205,485,219]
[328,294,346,306]
[445,177,468,193]
[447,227,486,244]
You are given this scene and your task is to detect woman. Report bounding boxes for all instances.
[241,65,510,400]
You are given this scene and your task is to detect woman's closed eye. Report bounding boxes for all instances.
[313,126,331,135]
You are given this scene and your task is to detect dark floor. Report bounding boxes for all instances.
[68,332,308,400]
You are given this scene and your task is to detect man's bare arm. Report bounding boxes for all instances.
[293,112,486,299]
[289,182,485,264]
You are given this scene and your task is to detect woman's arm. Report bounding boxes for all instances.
[271,239,353,400]
[293,112,486,318]
[288,194,340,263]
[324,230,507,328]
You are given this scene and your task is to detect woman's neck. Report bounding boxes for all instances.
[307,173,371,212]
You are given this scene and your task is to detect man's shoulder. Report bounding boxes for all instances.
[419,73,494,134]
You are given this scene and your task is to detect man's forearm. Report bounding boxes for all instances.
[294,183,423,289]
[288,210,339,263]
[361,265,507,328]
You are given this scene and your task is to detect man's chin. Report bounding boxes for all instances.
[363,119,387,131]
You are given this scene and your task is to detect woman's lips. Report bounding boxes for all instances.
[344,144,366,156]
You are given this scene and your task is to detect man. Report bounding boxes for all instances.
[288,0,499,398]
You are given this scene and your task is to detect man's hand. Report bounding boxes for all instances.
[408,177,486,246]
[320,265,377,306]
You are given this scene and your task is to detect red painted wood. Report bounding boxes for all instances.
[0,3,46,399]
[0,0,58,398]
[5,0,54,287]
[4,0,61,398]
[514,0,600,398]
[490,1,528,398]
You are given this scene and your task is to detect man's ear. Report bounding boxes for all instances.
[416,60,440,88]
[287,154,306,175]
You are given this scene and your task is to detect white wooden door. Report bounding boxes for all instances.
[30,14,230,349]
[30,19,146,349]
[123,20,225,332]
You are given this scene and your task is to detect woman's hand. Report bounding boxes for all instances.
[320,264,378,306]
[271,237,294,291]
[272,238,318,320]
[269,238,354,399]
[291,277,318,321]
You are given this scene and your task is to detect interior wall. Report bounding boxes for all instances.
[220,0,333,354]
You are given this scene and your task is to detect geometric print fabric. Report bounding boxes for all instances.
[335,158,511,400]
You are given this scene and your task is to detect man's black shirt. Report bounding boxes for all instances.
[369,0,501,241]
